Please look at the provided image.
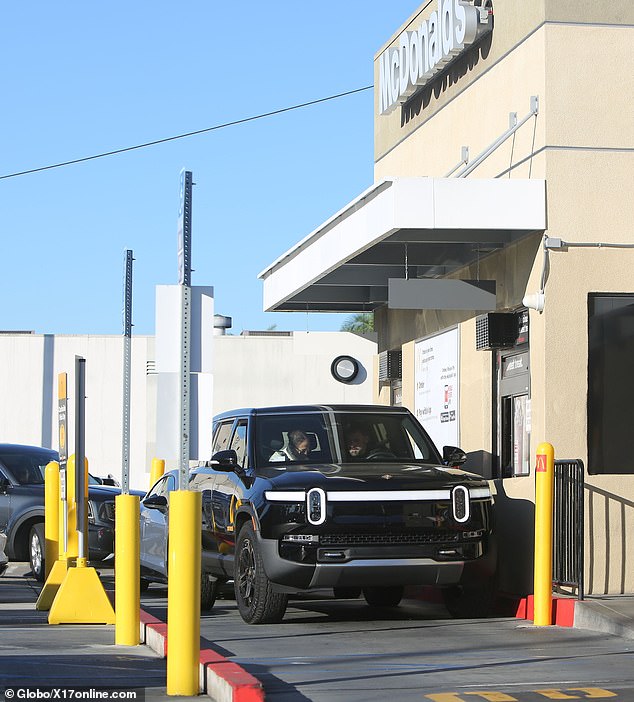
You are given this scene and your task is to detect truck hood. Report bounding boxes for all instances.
[258,462,488,492]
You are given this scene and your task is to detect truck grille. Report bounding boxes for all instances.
[320,531,460,546]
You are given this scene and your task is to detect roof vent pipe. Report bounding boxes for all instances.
[213,314,232,336]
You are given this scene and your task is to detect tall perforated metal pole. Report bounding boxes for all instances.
[116,249,140,645]
[167,169,201,696]
[121,249,133,495]
[177,169,193,492]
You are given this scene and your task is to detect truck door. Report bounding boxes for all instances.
[211,419,248,576]
[140,473,175,576]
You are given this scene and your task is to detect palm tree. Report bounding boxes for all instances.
[340,312,374,333]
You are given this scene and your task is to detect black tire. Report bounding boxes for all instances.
[140,578,151,593]
[363,585,404,608]
[201,574,220,611]
[333,586,362,599]
[442,580,496,618]
[29,523,45,582]
[234,523,288,624]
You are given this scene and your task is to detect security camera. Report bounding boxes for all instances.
[522,292,545,312]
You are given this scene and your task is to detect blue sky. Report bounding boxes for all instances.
[1,2,422,335]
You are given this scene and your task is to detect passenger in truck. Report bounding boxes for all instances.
[270,429,311,462]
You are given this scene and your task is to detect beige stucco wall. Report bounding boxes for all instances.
[375,0,633,168]
[371,0,634,594]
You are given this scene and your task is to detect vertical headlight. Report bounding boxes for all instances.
[452,485,470,523]
[306,488,326,526]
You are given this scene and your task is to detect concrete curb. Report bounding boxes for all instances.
[513,594,634,641]
[139,609,265,702]
[573,600,634,640]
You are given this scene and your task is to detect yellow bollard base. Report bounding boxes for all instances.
[36,559,69,611]
[48,566,115,624]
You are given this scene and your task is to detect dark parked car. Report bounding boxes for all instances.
[0,532,7,576]
[139,405,496,624]
[0,444,140,580]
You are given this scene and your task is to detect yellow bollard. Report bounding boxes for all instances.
[115,493,141,645]
[150,458,165,489]
[534,442,555,626]
[44,461,60,580]
[166,490,201,696]
[48,452,115,625]
[36,462,66,610]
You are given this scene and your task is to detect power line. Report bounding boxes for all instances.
[0,85,373,181]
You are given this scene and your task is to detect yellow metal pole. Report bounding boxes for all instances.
[150,458,165,489]
[534,442,555,626]
[44,461,60,580]
[115,493,140,645]
[58,468,67,562]
[66,454,78,561]
[166,490,201,696]
[66,455,89,562]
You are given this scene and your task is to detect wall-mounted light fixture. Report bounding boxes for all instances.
[331,355,359,384]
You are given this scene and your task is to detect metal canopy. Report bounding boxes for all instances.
[259,177,547,313]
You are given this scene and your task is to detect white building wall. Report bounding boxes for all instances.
[0,330,376,491]
[212,332,376,416]
[0,333,152,491]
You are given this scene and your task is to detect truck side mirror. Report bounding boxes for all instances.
[209,449,239,471]
[442,446,468,467]
[143,494,168,510]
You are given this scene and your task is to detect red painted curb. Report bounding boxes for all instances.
[139,610,163,626]
[140,607,265,701]
[514,594,576,627]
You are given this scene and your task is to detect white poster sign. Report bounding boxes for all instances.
[414,328,459,450]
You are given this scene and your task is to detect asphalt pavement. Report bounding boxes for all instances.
[1,561,634,701]
[0,562,192,701]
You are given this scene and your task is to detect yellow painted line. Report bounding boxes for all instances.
[534,691,581,699]
[568,690,617,699]
[424,690,618,701]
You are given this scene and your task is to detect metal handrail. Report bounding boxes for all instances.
[553,459,585,600]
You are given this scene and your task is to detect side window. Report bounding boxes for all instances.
[213,421,234,454]
[147,475,170,499]
[230,421,248,468]
[163,475,176,494]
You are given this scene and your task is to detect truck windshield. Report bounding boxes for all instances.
[255,410,441,467]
